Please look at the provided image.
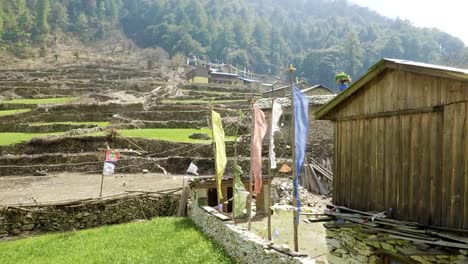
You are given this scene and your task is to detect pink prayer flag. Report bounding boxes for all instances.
[251,105,268,194]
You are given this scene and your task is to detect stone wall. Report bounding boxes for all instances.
[188,192,314,264]
[0,193,179,239]
[325,223,468,264]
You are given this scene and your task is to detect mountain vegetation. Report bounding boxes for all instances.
[1,0,467,88]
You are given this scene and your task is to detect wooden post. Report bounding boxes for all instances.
[100,144,111,198]
[289,64,299,252]
[267,91,275,241]
[232,107,240,225]
[248,102,254,231]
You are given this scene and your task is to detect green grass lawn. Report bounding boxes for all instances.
[0,132,62,146]
[29,121,110,127]
[0,109,31,116]
[118,128,236,144]
[0,97,77,105]
[0,218,232,264]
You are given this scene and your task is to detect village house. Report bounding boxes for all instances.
[316,58,468,263]
[316,58,468,229]
[189,176,270,215]
[186,67,209,84]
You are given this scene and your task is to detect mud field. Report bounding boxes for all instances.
[0,172,187,205]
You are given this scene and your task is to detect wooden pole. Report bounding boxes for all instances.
[289,64,299,252]
[267,87,275,241]
[232,107,240,225]
[248,102,254,231]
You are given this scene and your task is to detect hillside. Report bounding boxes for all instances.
[0,0,467,88]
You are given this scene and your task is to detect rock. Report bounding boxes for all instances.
[33,170,47,176]
[75,213,84,220]
[21,224,35,231]
[189,133,211,140]
[142,169,149,174]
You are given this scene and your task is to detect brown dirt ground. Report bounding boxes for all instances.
[0,172,188,205]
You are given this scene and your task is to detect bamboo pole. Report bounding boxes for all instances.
[248,101,254,231]
[289,64,299,252]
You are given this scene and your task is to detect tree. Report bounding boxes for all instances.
[49,2,69,32]
[343,31,364,77]
[35,0,50,39]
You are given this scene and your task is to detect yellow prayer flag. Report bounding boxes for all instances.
[212,110,227,200]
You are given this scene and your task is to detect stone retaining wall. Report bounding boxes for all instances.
[0,193,179,239]
[325,223,467,264]
[188,194,314,264]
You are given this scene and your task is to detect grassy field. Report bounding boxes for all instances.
[0,97,76,105]
[118,128,236,143]
[0,109,31,116]
[0,218,232,264]
[0,132,61,146]
[29,121,110,127]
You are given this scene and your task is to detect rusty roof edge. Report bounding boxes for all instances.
[315,59,388,120]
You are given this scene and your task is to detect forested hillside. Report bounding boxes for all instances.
[1,0,467,88]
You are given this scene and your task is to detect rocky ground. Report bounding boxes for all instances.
[273,178,331,211]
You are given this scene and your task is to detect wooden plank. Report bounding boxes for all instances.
[442,104,454,227]
[450,102,465,229]
[201,206,231,221]
[399,115,410,220]
[333,122,339,204]
[376,117,385,210]
[384,117,392,209]
[364,119,371,211]
[389,235,468,250]
[392,115,401,214]
[395,246,450,256]
[345,121,352,207]
[432,111,444,227]
[357,119,364,210]
[464,102,468,230]
[409,114,421,222]
[369,118,378,210]
[332,105,440,122]
[419,113,431,225]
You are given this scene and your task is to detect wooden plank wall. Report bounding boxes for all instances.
[333,102,468,229]
[329,69,468,119]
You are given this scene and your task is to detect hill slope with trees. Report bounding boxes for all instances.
[1,0,467,88]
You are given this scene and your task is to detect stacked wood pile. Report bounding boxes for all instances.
[300,158,333,195]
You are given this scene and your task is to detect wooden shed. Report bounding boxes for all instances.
[316,58,468,230]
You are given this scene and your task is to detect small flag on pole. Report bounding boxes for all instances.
[293,85,309,217]
[187,162,199,175]
[251,105,268,194]
[212,110,227,200]
[269,99,283,169]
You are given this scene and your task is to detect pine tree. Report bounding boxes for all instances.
[35,0,50,38]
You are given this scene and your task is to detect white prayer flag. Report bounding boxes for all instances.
[187,162,199,175]
[269,99,283,169]
[103,162,115,176]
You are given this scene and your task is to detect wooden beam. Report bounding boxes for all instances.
[331,105,444,122]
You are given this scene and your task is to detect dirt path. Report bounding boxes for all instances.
[0,173,188,205]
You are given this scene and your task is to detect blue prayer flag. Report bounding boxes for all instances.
[293,85,309,217]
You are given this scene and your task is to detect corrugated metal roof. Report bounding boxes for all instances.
[385,58,468,75]
[210,72,239,77]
